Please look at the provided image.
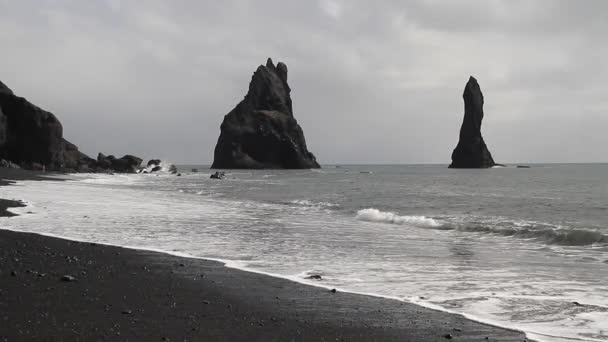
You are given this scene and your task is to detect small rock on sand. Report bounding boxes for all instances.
[305,274,322,280]
[60,275,77,282]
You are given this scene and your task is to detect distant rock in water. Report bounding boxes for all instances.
[449,77,496,169]
[211,58,320,169]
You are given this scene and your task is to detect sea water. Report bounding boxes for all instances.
[1,164,607,341]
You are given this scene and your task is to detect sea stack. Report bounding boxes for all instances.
[449,76,496,168]
[211,58,320,169]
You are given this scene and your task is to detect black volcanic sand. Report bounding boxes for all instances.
[0,199,24,217]
[0,168,62,186]
[0,171,530,341]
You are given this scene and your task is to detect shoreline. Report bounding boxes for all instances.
[0,169,530,341]
[0,228,530,341]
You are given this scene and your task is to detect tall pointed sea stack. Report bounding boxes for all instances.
[449,76,496,168]
[211,58,320,169]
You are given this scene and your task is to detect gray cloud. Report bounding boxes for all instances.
[0,0,606,164]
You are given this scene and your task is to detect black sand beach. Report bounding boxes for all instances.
[0,170,529,341]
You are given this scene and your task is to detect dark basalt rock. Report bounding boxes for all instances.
[94,154,142,173]
[449,76,496,169]
[0,79,145,173]
[210,171,225,179]
[0,82,70,170]
[0,80,13,95]
[0,159,20,169]
[211,58,320,169]
[147,159,161,167]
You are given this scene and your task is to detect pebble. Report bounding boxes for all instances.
[330,289,337,293]
[305,275,322,280]
[60,275,77,282]
[444,334,453,339]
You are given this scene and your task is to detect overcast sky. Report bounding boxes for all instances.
[1,0,607,164]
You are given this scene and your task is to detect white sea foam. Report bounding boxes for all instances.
[290,200,340,208]
[356,208,441,227]
[138,160,176,173]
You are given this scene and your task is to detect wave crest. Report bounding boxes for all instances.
[444,223,608,246]
[356,208,441,227]
[290,200,340,208]
[356,210,607,247]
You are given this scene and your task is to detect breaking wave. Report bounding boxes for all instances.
[356,208,441,227]
[443,223,608,246]
[290,200,340,208]
[356,209,607,247]
[138,160,175,174]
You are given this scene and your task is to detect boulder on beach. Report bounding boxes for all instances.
[449,76,496,169]
[95,154,143,173]
[0,158,20,169]
[211,58,320,169]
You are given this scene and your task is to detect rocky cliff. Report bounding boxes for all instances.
[449,76,496,168]
[211,58,320,169]
[0,80,142,172]
[0,82,70,170]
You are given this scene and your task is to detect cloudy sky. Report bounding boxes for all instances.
[1,0,606,164]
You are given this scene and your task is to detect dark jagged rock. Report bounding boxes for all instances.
[0,83,69,169]
[94,154,142,173]
[0,159,20,169]
[210,171,225,179]
[211,58,320,169]
[147,159,161,167]
[0,80,13,95]
[449,77,496,169]
[0,79,144,173]
[63,139,91,171]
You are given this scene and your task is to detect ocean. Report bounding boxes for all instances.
[1,164,607,341]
